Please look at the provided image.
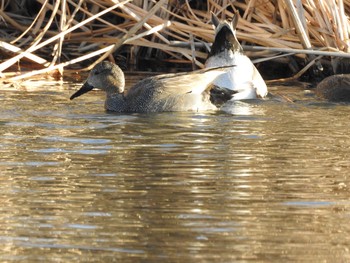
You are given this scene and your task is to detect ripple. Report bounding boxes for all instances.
[0,161,60,167]
[43,136,111,144]
[282,201,334,207]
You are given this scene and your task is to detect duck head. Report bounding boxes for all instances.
[70,61,125,100]
[209,11,243,56]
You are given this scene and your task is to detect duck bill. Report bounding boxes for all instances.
[70,82,94,100]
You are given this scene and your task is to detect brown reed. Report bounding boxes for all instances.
[0,0,349,80]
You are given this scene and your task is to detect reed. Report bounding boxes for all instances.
[0,0,349,80]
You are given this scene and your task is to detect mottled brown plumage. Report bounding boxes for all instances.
[315,74,350,102]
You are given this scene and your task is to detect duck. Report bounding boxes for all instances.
[315,74,350,102]
[70,61,235,113]
[205,12,268,100]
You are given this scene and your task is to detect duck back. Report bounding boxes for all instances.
[315,74,350,102]
[124,70,225,112]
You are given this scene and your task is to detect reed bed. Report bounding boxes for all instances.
[1,0,350,81]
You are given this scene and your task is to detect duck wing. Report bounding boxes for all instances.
[125,67,230,112]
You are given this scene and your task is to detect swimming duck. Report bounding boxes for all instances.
[70,61,235,112]
[205,12,268,100]
[315,74,350,102]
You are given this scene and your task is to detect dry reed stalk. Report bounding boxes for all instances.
[11,0,49,44]
[0,0,132,73]
[52,0,67,72]
[1,0,350,80]
[268,55,323,82]
[91,0,169,67]
[31,0,60,48]
[9,46,115,81]
[0,10,28,32]
[121,1,170,44]
[9,1,186,80]
[0,41,49,66]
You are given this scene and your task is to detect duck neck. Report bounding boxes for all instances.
[210,26,243,57]
[105,92,127,112]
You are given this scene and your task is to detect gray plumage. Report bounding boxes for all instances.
[70,61,234,113]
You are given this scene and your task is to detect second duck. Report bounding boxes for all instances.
[205,12,268,100]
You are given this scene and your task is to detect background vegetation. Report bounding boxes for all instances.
[1,0,350,81]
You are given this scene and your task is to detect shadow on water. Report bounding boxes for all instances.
[1,80,350,262]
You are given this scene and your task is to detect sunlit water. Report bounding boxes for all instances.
[1,79,350,262]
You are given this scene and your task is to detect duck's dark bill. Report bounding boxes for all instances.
[70,82,94,100]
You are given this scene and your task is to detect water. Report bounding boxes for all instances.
[1,79,350,262]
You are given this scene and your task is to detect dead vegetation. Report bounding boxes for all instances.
[1,0,350,81]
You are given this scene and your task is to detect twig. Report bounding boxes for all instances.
[0,0,132,74]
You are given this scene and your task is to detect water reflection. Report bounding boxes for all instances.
[0,82,350,261]
[221,100,267,116]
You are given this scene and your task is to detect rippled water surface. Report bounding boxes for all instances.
[1,80,350,262]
